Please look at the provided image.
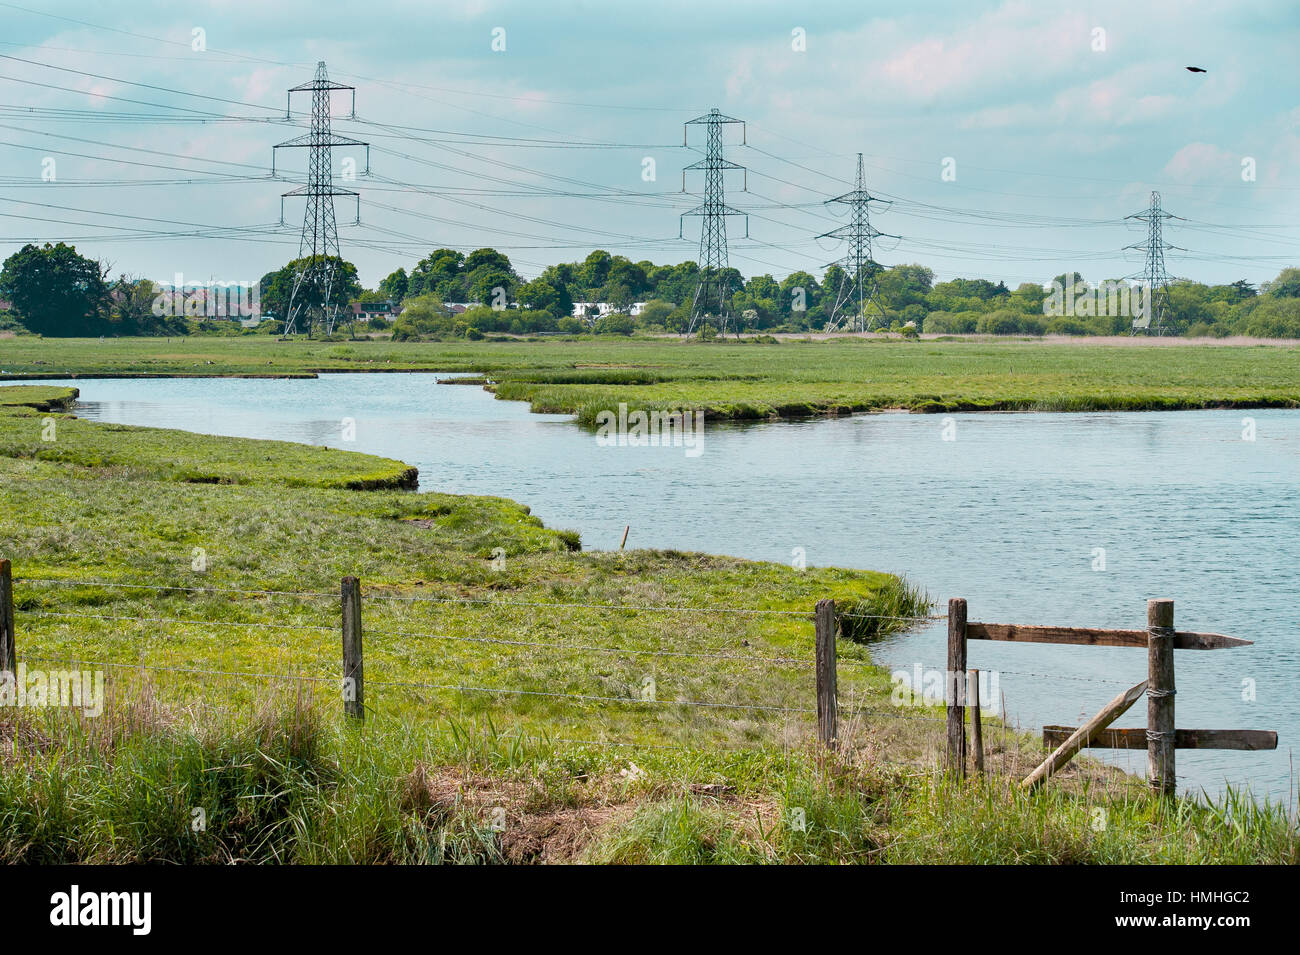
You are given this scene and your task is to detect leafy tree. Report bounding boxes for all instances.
[578,250,613,295]
[637,299,675,328]
[1229,279,1256,301]
[779,271,819,318]
[408,249,465,299]
[1263,268,1300,298]
[468,267,516,307]
[464,248,515,277]
[603,257,649,300]
[379,267,409,302]
[258,256,361,330]
[516,276,573,319]
[107,276,185,336]
[0,242,109,336]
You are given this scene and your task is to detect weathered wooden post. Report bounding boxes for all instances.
[946,598,968,776]
[0,559,15,676]
[968,668,984,774]
[342,576,364,722]
[1147,598,1175,795]
[814,598,837,749]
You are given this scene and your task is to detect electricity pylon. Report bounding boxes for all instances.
[274,61,369,336]
[1125,190,1180,336]
[820,153,892,332]
[680,109,747,336]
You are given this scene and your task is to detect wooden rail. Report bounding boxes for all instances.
[948,597,1273,793]
[1043,726,1278,751]
[967,622,1251,650]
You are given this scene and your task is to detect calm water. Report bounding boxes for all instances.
[24,373,1300,804]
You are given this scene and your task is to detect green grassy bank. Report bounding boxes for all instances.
[0,384,1294,863]
[2,336,1298,424]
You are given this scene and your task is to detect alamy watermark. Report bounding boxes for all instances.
[1,665,105,717]
[890,665,999,711]
[595,403,705,458]
[152,272,260,321]
[1043,278,1151,320]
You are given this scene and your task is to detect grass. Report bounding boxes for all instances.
[2,336,1297,424]
[0,402,416,490]
[3,696,1293,864]
[0,384,79,411]
[0,381,1294,864]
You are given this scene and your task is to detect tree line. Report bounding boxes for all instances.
[4,240,1298,338]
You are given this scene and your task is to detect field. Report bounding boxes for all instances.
[2,336,1298,428]
[0,383,1294,863]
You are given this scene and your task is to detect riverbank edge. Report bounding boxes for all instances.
[5,368,1297,424]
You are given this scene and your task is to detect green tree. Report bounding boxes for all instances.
[517,276,573,318]
[408,249,465,299]
[379,267,409,302]
[0,242,109,336]
[1263,268,1300,298]
[107,276,185,336]
[578,250,613,295]
[259,256,361,330]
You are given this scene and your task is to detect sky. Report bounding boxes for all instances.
[0,0,1297,292]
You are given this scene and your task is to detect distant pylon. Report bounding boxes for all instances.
[680,108,748,336]
[274,61,369,336]
[1125,190,1180,336]
[820,153,891,333]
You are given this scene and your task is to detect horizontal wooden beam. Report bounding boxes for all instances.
[968,622,1251,650]
[1042,726,1277,751]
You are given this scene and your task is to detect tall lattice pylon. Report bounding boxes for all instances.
[274,61,369,336]
[680,109,747,336]
[1125,190,1179,335]
[820,153,891,333]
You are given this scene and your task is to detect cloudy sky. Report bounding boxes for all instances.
[0,0,1296,291]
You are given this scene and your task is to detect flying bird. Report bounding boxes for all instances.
[1186,66,1207,72]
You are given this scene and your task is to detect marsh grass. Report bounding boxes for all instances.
[0,383,1294,863]
[838,576,934,643]
[3,337,1297,422]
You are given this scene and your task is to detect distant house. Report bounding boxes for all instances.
[571,302,647,319]
[351,301,399,321]
[444,302,519,314]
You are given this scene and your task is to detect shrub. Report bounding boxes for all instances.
[594,313,635,335]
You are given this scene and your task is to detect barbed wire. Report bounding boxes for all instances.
[15,576,337,599]
[361,590,814,616]
[367,677,813,715]
[841,705,948,723]
[20,652,336,684]
[838,612,948,623]
[24,609,337,632]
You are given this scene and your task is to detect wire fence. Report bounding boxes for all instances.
[7,572,960,757]
[4,573,1152,761]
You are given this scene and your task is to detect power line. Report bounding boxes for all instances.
[681,108,747,336]
[1125,190,1180,336]
[276,62,369,337]
[819,153,892,332]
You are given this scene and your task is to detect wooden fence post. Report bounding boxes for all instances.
[1147,598,1175,795]
[968,668,983,774]
[0,559,15,676]
[946,598,968,777]
[342,576,364,722]
[814,598,837,749]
